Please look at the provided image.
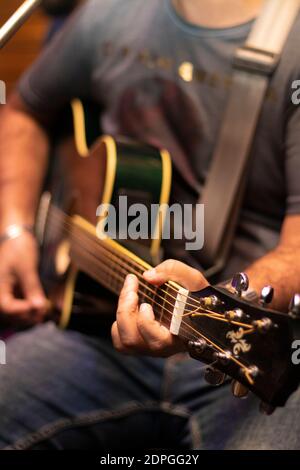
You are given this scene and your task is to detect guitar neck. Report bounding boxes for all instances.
[69,215,185,335]
[52,213,296,408]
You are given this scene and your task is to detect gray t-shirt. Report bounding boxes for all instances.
[19,0,300,278]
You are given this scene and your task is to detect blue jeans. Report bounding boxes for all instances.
[0,322,299,450]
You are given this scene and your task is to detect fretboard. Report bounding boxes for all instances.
[69,215,179,332]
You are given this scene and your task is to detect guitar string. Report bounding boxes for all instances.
[46,210,203,342]
[69,235,207,343]
[47,205,206,308]
[47,209,255,334]
[72,245,255,385]
[47,208,254,330]
[47,206,253,321]
[73,244,228,345]
[71,224,255,331]
[68,242,199,340]
[55,218,254,353]
[45,209,254,382]
[48,208,205,311]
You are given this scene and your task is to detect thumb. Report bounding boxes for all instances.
[137,303,185,356]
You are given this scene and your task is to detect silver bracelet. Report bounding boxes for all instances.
[0,224,34,245]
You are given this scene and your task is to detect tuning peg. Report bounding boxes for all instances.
[188,339,207,355]
[204,366,226,386]
[244,365,259,380]
[259,401,276,415]
[252,317,273,333]
[289,294,300,319]
[259,286,274,307]
[231,272,249,296]
[224,308,244,321]
[213,351,232,365]
[201,295,223,309]
[231,380,249,399]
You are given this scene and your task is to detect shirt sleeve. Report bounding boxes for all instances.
[285,102,300,215]
[18,2,95,120]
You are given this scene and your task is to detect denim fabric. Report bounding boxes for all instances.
[0,322,299,450]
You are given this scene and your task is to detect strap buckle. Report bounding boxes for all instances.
[233,45,279,76]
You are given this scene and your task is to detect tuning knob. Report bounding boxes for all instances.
[201,295,223,309]
[259,286,274,307]
[204,367,226,386]
[213,351,232,365]
[252,317,273,333]
[289,294,300,319]
[231,272,249,296]
[224,308,244,322]
[188,339,207,354]
[231,380,249,399]
[259,401,276,415]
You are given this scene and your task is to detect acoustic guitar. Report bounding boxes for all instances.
[36,99,300,413]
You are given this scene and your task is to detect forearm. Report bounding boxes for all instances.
[0,94,49,231]
[246,247,299,312]
[245,215,300,312]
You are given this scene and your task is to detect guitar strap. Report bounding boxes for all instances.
[199,0,300,278]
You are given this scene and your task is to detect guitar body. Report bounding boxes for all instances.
[37,100,172,331]
[36,101,300,409]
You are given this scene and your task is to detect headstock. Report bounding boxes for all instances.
[184,273,300,412]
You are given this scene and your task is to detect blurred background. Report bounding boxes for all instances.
[0,1,48,94]
[0,1,83,95]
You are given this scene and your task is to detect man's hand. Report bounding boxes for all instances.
[0,233,48,325]
[112,259,209,357]
[0,92,50,325]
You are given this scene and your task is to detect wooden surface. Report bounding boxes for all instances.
[0,0,48,95]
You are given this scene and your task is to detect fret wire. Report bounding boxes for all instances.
[47,207,254,380]
[71,224,181,312]
[72,248,200,343]
[48,207,203,309]
[71,239,237,346]
[73,244,257,380]
[72,242,199,336]
[54,213,253,329]
[50,209,252,324]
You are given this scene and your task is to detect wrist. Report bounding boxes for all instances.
[0,223,35,246]
[0,212,35,232]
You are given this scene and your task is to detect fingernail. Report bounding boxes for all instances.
[140,303,154,321]
[145,269,156,278]
[31,297,46,308]
[125,274,133,284]
[140,303,150,313]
